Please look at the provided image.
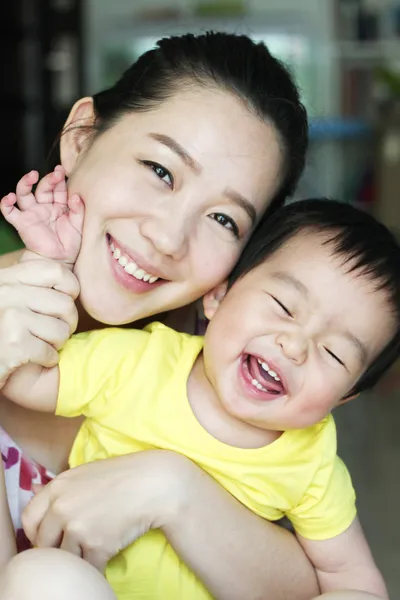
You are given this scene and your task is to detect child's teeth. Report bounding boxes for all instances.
[110,243,115,252]
[149,276,158,284]
[251,378,266,392]
[113,248,121,259]
[143,274,150,282]
[258,359,281,382]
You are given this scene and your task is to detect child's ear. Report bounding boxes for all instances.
[60,97,95,176]
[338,393,359,406]
[203,282,229,321]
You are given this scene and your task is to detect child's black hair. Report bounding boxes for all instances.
[229,199,400,396]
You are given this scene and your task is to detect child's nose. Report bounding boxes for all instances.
[276,330,308,365]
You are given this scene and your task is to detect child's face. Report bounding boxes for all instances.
[203,231,396,431]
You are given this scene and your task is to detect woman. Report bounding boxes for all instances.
[0,32,316,599]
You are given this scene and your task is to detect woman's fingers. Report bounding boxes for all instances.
[22,486,52,547]
[0,258,80,298]
[0,286,78,335]
[0,308,65,370]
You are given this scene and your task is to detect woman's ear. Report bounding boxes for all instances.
[60,97,95,175]
[203,282,229,321]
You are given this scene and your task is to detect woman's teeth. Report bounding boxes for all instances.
[257,358,281,381]
[110,243,159,283]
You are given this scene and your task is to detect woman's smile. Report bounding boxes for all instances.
[106,233,169,294]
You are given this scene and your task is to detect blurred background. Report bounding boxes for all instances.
[1,0,400,595]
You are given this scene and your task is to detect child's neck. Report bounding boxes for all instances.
[187,353,281,449]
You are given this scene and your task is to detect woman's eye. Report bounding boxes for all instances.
[271,295,293,318]
[142,161,173,188]
[324,347,345,368]
[209,213,240,239]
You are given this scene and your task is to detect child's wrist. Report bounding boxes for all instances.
[20,249,44,263]
[19,249,75,271]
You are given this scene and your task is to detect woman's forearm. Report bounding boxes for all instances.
[20,450,319,599]
[162,456,319,600]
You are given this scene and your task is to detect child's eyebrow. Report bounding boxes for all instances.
[270,272,309,298]
[343,330,368,365]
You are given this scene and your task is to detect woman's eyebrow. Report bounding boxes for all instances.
[148,133,202,174]
[224,188,257,226]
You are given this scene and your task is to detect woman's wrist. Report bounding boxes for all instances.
[137,450,193,530]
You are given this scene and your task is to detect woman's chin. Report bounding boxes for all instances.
[76,288,134,328]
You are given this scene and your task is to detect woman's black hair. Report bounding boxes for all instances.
[89,31,308,217]
[229,199,400,397]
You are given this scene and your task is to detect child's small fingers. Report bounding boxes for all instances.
[0,194,21,226]
[0,192,17,209]
[67,194,83,214]
[52,174,68,206]
[15,171,39,209]
[35,169,65,203]
[68,194,85,233]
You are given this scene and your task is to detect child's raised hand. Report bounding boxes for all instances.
[0,166,84,264]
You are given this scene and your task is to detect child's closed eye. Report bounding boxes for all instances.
[324,347,346,368]
[271,295,293,318]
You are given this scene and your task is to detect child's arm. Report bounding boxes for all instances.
[0,458,17,568]
[298,517,388,599]
[0,166,84,266]
[2,363,59,413]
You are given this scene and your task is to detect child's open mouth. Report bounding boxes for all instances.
[240,354,286,399]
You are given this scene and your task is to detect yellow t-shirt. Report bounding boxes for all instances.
[57,323,356,600]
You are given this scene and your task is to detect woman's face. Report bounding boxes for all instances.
[63,86,283,324]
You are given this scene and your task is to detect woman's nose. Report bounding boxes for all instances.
[139,214,189,260]
[276,330,308,365]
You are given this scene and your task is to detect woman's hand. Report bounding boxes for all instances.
[0,258,79,387]
[22,451,186,571]
[22,451,319,600]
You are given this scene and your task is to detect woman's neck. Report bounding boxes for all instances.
[75,300,199,335]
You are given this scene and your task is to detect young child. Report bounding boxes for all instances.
[0,169,398,600]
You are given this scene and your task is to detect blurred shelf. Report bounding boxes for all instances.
[336,40,400,62]
[309,117,371,141]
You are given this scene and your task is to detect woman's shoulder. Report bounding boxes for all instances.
[0,250,23,268]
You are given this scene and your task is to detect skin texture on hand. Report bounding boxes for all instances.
[22,451,319,600]
[0,258,79,387]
